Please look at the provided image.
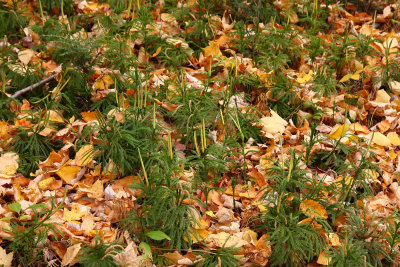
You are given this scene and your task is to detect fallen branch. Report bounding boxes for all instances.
[11,73,57,98]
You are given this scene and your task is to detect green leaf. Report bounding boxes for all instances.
[0,216,16,221]
[19,215,29,220]
[145,231,171,241]
[8,202,21,213]
[139,242,152,257]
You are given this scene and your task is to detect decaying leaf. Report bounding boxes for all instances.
[0,247,13,267]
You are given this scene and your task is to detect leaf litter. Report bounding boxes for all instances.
[0,0,400,266]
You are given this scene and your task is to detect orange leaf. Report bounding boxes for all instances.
[300,199,328,219]
[204,41,222,58]
[75,145,95,166]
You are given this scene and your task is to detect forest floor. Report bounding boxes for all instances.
[1,0,400,266]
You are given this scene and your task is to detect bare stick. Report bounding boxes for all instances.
[11,73,57,98]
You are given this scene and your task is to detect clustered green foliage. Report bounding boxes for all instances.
[3,197,64,266]
[1,0,400,266]
[77,234,121,267]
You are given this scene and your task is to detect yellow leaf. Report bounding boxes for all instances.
[38,177,55,190]
[354,60,363,71]
[87,179,104,198]
[317,251,331,265]
[56,165,81,183]
[93,75,114,91]
[0,247,13,267]
[329,233,341,247]
[75,145,95,166]
[63,204,87,222]
[339,73,352,83]
[102,75,114,88]
[297,70,313,84]
[47,110,64,123]
[387,132,400,146]
[388,150,397,160]
[204,40,222,58]
[375,89,390,103]
[151,46,162,58]
[371,132,392,147]
[364,169,379,181]
[205,211,216,218]
[349,122,370,134]
[189,228,210,243]
[243,230,258,244]
[329,124,349,140]
[350,72,360,80]
[300,199,328,219]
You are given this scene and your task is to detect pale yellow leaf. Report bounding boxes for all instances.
[206,232,248,248]
[61,243,81,267]
[18,49,35,65]
[371,131,392,146]
[375,89,390,103]
[387,132,400,146]
[260,110,288,138]
[0,246,13,267]
[0,152,19,178]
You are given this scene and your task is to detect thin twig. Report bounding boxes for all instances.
[11,73,57,98]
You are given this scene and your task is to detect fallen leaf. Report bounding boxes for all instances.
[0,247,13,267]
[370,132,392,147]
[87,179,104,198]
[389,80,400,95]
[387,132,400,146]
[63,204,87,222]
[18,49,35,65]
[204,40,222,58]
[260,110,288,138]
[75,145,95,166]
[329,124,349,140]
[206,232,248,248]
[297,70,313,84]
[375,89,390,103]
[317,251,331,265]
[300,199,328,219]
[61,243,81,266]
[0,152,19,178]
[56,166,82,183]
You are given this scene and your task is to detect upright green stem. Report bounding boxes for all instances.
[38,0,45,24]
